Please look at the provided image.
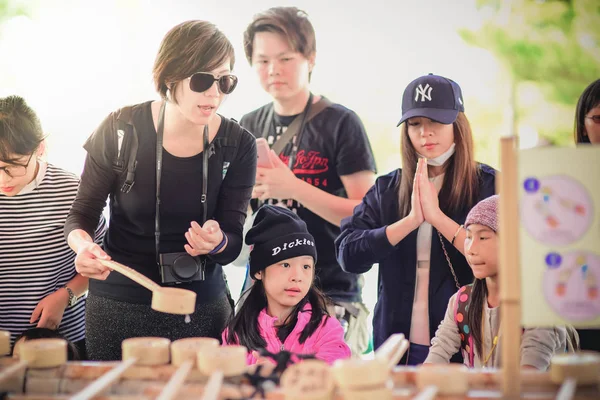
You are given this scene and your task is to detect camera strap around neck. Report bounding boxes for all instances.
[264,93,312,168]
[261,92,332,166]
[155,100,209,264]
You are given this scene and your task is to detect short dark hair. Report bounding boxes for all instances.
[0,95,44,162]
[243,7,316,65]
[153,20,235,103]
[575,79,600,144]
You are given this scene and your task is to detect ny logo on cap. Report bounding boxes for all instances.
[415,83,433,102]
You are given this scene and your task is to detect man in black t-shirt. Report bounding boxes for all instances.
[239,7,377,355]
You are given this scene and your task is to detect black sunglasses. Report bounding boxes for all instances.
[189,72,238,94]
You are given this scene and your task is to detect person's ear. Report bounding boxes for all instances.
[254,271,262,280]
[307,52,316,73]
[36,141,46,159]
[167,82,178,95]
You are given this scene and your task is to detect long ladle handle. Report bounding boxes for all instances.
[70,357,137,400]
[98,259,160,292]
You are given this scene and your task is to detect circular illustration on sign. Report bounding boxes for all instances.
[543,251,600,321]
[521,175,592,246]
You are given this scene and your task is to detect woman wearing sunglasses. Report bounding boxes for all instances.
[64,20,257,361]
[336,74,497,365]
[0,95,107,359]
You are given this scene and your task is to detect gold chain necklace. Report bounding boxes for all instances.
[481,305,499,366]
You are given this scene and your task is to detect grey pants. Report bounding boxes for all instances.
[85,292,232,361]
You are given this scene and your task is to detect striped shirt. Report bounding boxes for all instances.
[0,162,106,345]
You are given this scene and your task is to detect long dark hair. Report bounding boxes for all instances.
[225,278,330,351]
[467,278,489,359]
[398,112,479,218]
[574,79,600,144]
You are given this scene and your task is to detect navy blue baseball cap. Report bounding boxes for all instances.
[397,73,465,126]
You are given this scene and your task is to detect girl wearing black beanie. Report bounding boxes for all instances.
[223,205,350,364]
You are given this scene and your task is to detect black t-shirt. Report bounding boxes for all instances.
[65,101,257,304]
[240,97,376,302]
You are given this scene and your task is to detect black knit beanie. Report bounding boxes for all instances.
[246,205,317,277]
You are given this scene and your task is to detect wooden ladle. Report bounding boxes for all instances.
[98,259,196,315]
[550,352,600,400]
[374,333,410,369]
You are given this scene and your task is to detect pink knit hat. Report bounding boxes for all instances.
[465,195,499,232]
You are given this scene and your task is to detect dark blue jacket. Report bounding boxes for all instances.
[336,164,496,363]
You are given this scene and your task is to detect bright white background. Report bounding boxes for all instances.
[0,0,504,173]
[1,0,511,339]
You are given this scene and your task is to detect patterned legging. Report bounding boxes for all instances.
[85,292,232,361]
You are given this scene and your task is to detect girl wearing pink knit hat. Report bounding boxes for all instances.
[424,195,569,369]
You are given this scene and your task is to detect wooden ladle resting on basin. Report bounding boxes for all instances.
[98,259,196,314]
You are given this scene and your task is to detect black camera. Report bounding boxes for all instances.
[159,252,205,284]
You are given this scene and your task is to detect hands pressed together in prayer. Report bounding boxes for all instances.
[409,158,444,227]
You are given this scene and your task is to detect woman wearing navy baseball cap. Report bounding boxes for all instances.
[336,73,497,365]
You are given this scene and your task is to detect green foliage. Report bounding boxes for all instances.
[459,0,599,147]
[461,0,599,106]
[0,0,28,26]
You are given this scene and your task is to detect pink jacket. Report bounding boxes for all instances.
[222,304,351,365]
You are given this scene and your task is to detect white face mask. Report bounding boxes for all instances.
[417,143,456,166]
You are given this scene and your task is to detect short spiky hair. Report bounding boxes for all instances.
[153,20,235,103]
[243,6,316,65]
[0,95,44,162]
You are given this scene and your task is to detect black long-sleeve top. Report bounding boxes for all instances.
[64,101,257,304]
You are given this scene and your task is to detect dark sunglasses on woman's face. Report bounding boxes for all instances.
[189,72,238,94]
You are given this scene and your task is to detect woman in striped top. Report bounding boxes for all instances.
[0,95,106,357]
